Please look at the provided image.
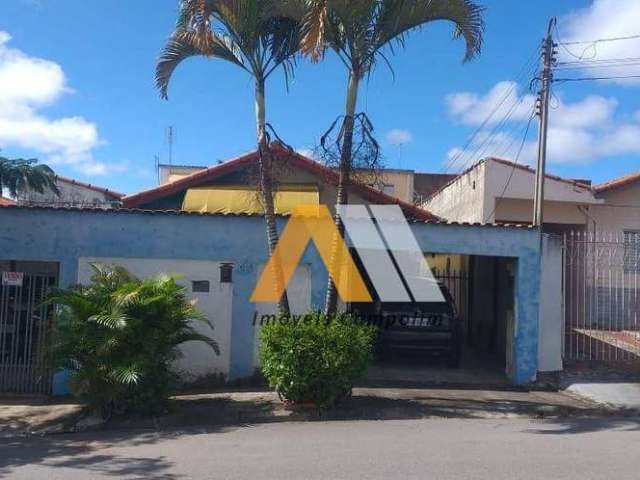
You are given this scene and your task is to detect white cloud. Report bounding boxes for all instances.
[386,129,413,145]
[446,81,536,126]
[446,81,640,166]
[0,32,111,175]
[559,0,640,85]
[296,147,316,159]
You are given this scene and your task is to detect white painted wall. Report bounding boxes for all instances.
[19,179,119,207]
[590,184,640,235]
[425,159,600,225]
[78,257,232,382]
[538,235,563,372]
[424,163,487,223]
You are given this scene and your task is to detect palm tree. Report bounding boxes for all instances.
[301,0,485,314]
[156,0,306,315]
[0,155,60,199]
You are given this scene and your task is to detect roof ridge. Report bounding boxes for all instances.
[593,171,640,193]
[55,175,125,199]
[123,144,441,222]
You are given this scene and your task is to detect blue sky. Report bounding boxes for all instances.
[1,0,640,194]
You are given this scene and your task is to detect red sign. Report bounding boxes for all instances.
[2,272,24,287]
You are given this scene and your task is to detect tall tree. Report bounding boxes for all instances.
[301,0,485,314]
[0,156,60,199]
[157,0,306,315]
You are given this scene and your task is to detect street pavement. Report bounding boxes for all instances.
[567,382,640,410]
[1,416,639,479]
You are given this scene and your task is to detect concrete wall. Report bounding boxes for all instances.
[538,235,563,372]
[17,180,119,208]
[78,257,232,382]
[425,159,598,226]
[0,207,543,385]
[424,163,487,223]
[494,198,588,225]
[590,184,640,235]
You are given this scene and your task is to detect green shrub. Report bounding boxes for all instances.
[48,264,219,418]
[259,312,375,409]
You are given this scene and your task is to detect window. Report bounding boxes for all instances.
[623,231,640,273]
[192,281,210,293]
[382,184,395,195]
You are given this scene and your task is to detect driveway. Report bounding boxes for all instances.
[1,417,639,479]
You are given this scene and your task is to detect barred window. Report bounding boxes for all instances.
[623,231,640,273]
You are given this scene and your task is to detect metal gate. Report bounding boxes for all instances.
[0,268,57,394]
[563,231,640,362]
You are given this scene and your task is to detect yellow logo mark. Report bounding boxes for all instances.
[251,205,373,303]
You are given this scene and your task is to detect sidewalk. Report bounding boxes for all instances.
[0,386,626,438]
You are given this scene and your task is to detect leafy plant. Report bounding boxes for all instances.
[0,155,60,198]
[259,312,375,409]
[48,264,219,418]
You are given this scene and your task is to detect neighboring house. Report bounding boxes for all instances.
[16,175,123,208]
[591,172,640,238]
[413,172,458,205]
[125,144,436,221]
[423,157,600,234]
[157,160,454,206]
[158,164,207,185]
[0,196,15,207]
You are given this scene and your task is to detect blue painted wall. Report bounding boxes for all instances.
[0,208,540,385]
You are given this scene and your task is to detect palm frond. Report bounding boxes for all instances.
[155,31,247,99]
[374,0,484,62]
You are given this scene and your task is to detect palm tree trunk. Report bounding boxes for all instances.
[324,71,360,315]
[255,78,291,316]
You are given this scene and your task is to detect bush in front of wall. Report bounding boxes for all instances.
[48,264,220,419]
[259,312,375,409]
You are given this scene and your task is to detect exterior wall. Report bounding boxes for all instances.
[495,198,587,225]
[353,169,415,203]
[78,257,232,382]
[17,180,120,208]
[159,165,207,185]
[424,163,487,223]
[483,160,596,224]
[426,159,597,226]
[590,184,640,235]
[539,235,563,372]
[0,208,542,385]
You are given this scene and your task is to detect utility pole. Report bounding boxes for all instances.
[533,18,557,227]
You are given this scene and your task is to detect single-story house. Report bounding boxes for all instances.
[0,147,562,393]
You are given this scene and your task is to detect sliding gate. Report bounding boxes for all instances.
[563,232,640,363]
[0,262,57,394]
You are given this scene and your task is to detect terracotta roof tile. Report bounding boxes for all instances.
[55,175,124,199]
[0,196,16,206]
[593,172,640,194]
[123,144,441,222]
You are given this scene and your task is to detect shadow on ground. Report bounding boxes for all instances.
[526,415,640,435]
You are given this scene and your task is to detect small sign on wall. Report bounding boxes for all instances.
[2,272,24,287]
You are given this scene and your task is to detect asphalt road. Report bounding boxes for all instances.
[2,417,640,479]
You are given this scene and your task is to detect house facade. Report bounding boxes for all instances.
[0,147,565,394]
[16,175,123,208]
[423,158,599,232]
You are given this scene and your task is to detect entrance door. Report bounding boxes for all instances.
[0,262,58,394]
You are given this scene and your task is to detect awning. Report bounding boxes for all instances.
[182,185,320,215]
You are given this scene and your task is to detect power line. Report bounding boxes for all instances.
[483,110,537,224]
[441,47,540,173]
[555,74,640,83]
[558,34,640,46]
